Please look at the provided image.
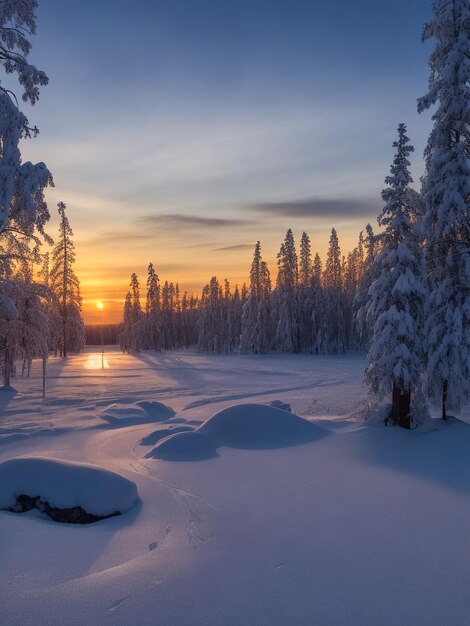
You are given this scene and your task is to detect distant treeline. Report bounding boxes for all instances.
[85,324,120,346]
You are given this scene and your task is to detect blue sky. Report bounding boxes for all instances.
[19,0,435,321]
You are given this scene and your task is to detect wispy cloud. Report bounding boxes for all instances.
[140,213,251,229]
[248,197,378,219]
[213,243,254,252]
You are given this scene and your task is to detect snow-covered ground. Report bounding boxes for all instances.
[1,347,469,625]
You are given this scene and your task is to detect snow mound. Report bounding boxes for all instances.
[100,401,175,426]
[136,401,176,421]
[139,425,194,446]
[0,457,138,519]
[199,403,325,449]
[146,432,218,461]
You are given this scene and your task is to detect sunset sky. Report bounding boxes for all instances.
[19,0,433,323]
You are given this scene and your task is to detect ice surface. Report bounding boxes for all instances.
[0,457,138,516]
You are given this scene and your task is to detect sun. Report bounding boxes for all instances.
[97,302,104,310]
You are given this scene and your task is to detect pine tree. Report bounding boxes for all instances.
[418,0,470,420]
[365,124,426,429]
[49,202,84,357]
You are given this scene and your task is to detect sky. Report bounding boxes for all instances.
[17,0,434,323]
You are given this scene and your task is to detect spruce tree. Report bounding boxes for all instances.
[418,0,470,419]
[365,124,426,429]
[323,228,344,353]
[49,202,84,357]
[275,229,300,352]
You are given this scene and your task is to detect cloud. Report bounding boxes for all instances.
[140,213,251,229]
[248,197,378,219]
[213,243,254,252]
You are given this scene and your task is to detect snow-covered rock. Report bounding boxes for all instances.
[146,432,218,461]
[0,457,138,518]
[100,401,175,426]
[199,403,325,449]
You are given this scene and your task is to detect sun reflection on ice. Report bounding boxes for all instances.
[84,354,110,369]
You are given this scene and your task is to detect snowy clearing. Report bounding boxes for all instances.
[0,347,469,625]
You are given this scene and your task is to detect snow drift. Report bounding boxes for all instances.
[147,403,326,460]
[99,401,175,426]
[140,425,194,446]
[199,403,325,449]
[146,431,218,461]
[0,457,138,521]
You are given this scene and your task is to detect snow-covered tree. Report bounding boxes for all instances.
[365,124,426,429]
[322,228,345,353]
[49,202,84,357]
[0,1,52,329]
[275,229,300,352]
[240,242,271,353]
[354,224,379,345]
[298,232,314,349]
[418,0,470,419]
[145,262,160,350]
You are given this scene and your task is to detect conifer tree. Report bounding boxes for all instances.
[49,202,84,357]
[323,228,344,353]
[275,229,300,352]
[299,232,313,349]
[418,0,470,419]
[365,124,426,429]
[145,262,160,350]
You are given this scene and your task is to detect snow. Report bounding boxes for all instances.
[146,431,218,461]
[1,347,470,625]
[0,456,138,517]
[199,403,325,449]
[99,400,175,426]
[139,425,194,446]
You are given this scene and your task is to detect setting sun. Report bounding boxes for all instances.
[96,302,104,310]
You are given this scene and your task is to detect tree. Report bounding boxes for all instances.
[354,224,379,345]
[275,229,300,352]
[299,232,314,349]
[323,228,345,353]
[241,249,272,354]
[0,1,52,345]
[365,124,426,429]
[418,0,470,420]
[129,273,143,352]
[49,202,84,357]
[145,262,160,350]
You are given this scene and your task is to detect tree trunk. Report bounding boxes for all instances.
[391,384,411,429]
[442,379,448,421]
[3,345,12,387]
[42,356,46,399]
